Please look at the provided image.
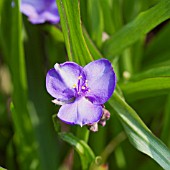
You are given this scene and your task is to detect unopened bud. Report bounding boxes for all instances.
[101,108,110,121]
[88,123,98,132]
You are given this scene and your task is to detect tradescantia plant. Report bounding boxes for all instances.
[0,0,170,170]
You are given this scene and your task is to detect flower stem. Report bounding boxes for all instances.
[100,131,126,164]
[76,126,90,143]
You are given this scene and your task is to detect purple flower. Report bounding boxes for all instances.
[46,59,116,127]
[20,0,60,24]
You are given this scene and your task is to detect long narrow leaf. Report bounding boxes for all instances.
[109,92,170,170]
[0,167,6,170]
[161,94,170,147]
[83,28,103,59]
[131,66,170,81]
[1,1,40,169]
[56,0,93,65]
[102,0,170,58]
[120,77,170,101]
[87,0,104,48]
[59,132,95,170]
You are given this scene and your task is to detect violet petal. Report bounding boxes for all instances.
[83,59,116,104]
[21,0,60,24]
[46,69,75,102]
[46,62,83,102]
[57,97,103,126]
[54,62,84,89]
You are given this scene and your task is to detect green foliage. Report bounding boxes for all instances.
[109,92,170,169]
[59,132,95,170]
[102,0,170,58]
[0,167,6,170]
[0,0,170,170]
[56,0,93,65]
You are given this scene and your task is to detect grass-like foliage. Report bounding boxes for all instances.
[0,0,170,169]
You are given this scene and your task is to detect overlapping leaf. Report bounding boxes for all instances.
[102,0,170,58]
[59,132,95,170]
[109,91,170,170]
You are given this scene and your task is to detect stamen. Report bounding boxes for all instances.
[88,89,91,92]
[72,84,77,88]
[85,80,88,82]
[82,86,86,90]
[78,76,82,80]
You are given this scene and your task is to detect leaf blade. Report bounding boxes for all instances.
[56,0,93,65]
[59,132,95,170]
[102,0,170,58]
[109,92,170,170]
[121,77,170,101]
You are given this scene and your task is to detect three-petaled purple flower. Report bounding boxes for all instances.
[20,0,60,24]
[46,59,116,127]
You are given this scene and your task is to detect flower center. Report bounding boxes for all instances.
[72,75,90,96]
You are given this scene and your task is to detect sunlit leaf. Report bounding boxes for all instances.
[102,0,170,58]
[131,66,170,81]
[59,132,95,170]
[56,0,93,65]
[109,91,170,170]
[121,77,170,101]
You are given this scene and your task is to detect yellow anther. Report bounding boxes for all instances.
[78,76,82,80]
[85,80,88,82]
[82,86,86,90]
[72,84,77,88]
[85,83,88,87]
[88,89,91,92]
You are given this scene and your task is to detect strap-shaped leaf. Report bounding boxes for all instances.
[130,66,170,81]
[56,0,93,65]
[59,132,95,170]
[102,0,170,58]
[121,77,170,101]
[83,28,103,59]
[87,0,104,48]
[109,92,170,170]
[161,94,170,146]
[0,167,7,170]
[1,1,40,169]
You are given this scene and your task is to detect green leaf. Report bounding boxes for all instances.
[1,1,40,169]
[102,0,170,58]
[0,0,13,59]
[0,167,7,170]
[144,22,170,63]
[83,28,103,60]
[10,103,40,170]
[161,94,170,147]
[131,66,170,81]
[87,0,104,48]
[23,22,60,169]
[43,25,64,43]
[59,132,95,170]
[110,0,123,31]
[0,0,4,45]
[109,92,170,170]
[142,22,170,69]
[120,77,170,101]
[100,0,116,34]
[52,114,61,133]
[56,0,93,65]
